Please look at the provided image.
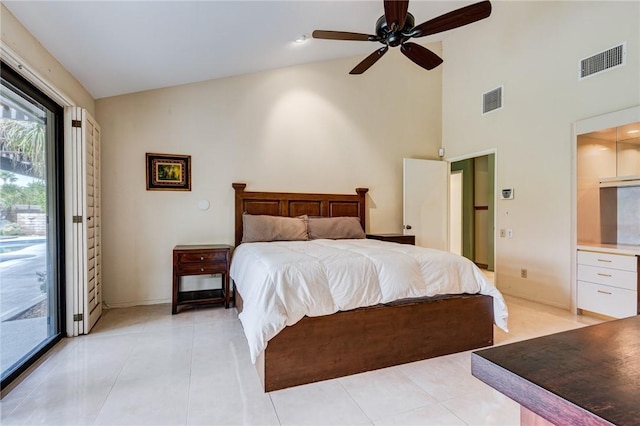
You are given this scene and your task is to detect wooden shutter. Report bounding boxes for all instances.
[65,107,102,335]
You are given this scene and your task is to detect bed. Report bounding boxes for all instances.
[231,182,508,392]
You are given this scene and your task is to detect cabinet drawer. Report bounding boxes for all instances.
[577,251,637,271]
[177,263,223,275]
[178,250,227,264]
[577,264,637,291]
[577,281,637,318]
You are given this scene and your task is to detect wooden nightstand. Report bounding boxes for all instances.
[366,233,415,245]
[172,244,233,314]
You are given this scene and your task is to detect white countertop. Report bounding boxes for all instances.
[577,243,640,256]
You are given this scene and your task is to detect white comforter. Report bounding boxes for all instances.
[230,239,508,362]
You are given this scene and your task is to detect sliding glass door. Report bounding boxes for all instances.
[1,63,64,388]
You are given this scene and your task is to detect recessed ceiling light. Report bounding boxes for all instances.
[627,129,640,134]
[294,34,309,44]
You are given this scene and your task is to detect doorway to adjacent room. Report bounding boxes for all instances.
[450,153,495,272]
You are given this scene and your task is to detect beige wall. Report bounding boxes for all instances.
[96,48,443,306]
[442,1,640,307]
[0,5,95,113]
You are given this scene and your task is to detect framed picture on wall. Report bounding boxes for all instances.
[146,153,191,191]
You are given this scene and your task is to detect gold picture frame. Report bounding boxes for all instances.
[146,153,191,191]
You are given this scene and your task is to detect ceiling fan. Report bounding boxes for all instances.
[312,0,492,74]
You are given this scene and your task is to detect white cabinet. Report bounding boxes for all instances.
[577,250,638,318]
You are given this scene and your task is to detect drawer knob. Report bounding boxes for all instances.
[200,267,204,272]
[200,256,204,261]
[597,290,612,295]
[597,273,612,277]
[597,259,612,263]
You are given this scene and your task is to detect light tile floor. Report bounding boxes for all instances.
[1,293,602,426]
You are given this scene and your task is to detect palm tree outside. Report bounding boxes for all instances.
[0,118,46,235]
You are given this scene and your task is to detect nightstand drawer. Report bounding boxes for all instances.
[178,250,227,264]
[577,281,637,318]
[178,263,222,275]
[577,264,637,291]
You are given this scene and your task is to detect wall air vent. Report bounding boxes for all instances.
[580,43,626,79]
[482,86,503,115]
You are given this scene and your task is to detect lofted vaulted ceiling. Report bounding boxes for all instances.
[3,1,482,99]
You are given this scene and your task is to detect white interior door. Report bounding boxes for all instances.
[403,158,449,250]
[65,107,101,335]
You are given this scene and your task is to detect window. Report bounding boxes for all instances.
[1,62,65,389]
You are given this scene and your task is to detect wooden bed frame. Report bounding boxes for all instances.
[232,183,494,392]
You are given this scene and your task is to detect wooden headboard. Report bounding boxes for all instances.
[232,183,369,246]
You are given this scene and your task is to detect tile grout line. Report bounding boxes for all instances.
[184,321,196,426]
[90,307,153,425]
[336,378,375,425]
[267,392,283,425]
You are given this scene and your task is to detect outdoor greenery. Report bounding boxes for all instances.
[0,172,45,235]
[0,118,47,234]
[0,223,26,236]
[1,172,46,210]
[0,118,46,179]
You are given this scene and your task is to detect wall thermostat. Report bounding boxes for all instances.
[500,188,514,200]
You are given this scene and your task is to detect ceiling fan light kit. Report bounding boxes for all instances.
[294,34,310,44]
[312,0,492,74]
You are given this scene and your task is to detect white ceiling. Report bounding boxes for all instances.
[3,0,476,99]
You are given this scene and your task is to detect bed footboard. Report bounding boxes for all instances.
[261,293,494,391]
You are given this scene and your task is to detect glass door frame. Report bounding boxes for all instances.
[1,62,66,391]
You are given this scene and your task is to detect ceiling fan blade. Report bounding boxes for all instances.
[312,30,376,41]
[400,42,443,70]
[350,46,389,74]
[384,0,409,31]
[413,0,492,38]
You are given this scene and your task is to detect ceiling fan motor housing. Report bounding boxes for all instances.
[375,13,415,47]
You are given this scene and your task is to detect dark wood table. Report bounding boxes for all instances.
[472,316,640,426]
[172,244,232,314]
